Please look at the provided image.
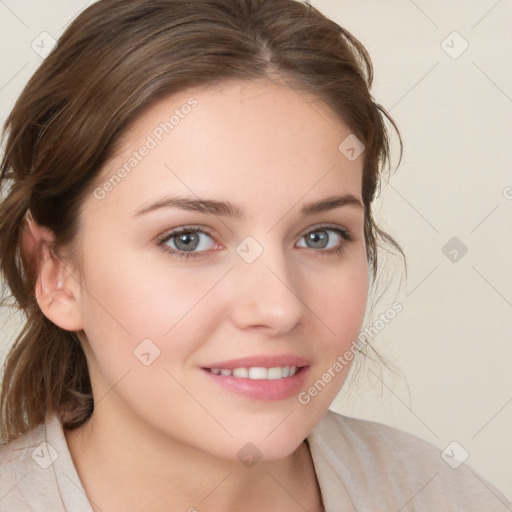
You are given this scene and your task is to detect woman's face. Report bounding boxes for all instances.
[70,78,369,460]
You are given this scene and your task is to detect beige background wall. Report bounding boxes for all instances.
[1,0,511,499]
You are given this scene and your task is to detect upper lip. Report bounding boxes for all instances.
[204,354,311,370]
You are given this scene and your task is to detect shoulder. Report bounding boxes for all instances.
[317,409,445,465]
[0,415,90,512]
[0,421,50,511]
[307,409,510,512]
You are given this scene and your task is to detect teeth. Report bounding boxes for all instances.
[267,367,283,379]
[208,365,299,379]
[233,367,248,378]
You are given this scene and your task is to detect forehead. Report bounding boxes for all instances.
[88,78,364,218]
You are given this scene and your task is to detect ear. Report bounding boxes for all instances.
[22,211,84,331]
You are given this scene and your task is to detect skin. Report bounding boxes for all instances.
[27,78,369,512]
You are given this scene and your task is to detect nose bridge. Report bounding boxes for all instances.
[229,234,305,333]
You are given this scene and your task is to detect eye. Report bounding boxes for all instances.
[157,224,354,261]
[296,225,354,256]
[157,226,217,260]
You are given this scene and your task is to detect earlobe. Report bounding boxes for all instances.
[22,210,85,331]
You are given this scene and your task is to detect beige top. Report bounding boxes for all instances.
[0,409,509,511]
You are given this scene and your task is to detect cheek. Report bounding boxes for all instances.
[76,250,227,367]
[295,255,368,412]
[310,252,369,347]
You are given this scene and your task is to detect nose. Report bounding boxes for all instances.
[228,241,306,335]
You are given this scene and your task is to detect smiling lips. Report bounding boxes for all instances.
[207,365,299,379]
[202,354,311,400]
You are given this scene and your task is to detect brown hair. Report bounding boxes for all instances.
[0,0,405,442]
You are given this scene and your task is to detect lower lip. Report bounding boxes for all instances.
[201,366,310,400]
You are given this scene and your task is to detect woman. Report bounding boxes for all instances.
[0,0,507,510]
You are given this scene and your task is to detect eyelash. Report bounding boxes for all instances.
[157,224,355,261]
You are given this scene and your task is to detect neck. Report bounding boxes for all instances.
[64,405,324,512]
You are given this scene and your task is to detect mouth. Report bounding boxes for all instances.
[201,361,310,400]
[204,365,302,379]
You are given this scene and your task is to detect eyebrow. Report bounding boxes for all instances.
[133,193,364,218]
